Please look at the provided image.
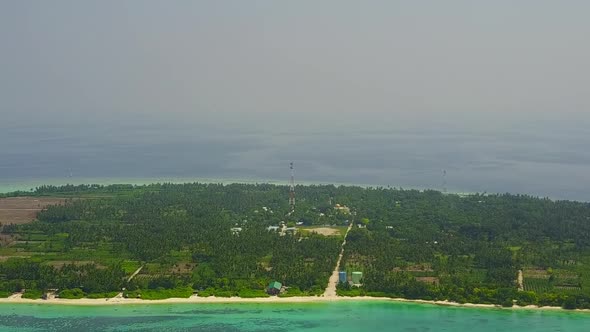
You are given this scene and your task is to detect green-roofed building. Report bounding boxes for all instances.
[267,281,282,295]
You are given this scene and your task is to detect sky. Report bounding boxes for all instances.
[1,0,589,132]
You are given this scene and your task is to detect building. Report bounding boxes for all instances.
[267,281,282,295]
[42,289,59,300]
[351,271,363,285]
[339,271,347,283]
[334,204,351,214]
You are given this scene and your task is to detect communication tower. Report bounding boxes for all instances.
[289,162,295,212]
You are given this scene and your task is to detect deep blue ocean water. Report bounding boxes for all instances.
[1,122,590,201]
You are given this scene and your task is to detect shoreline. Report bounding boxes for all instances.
[0,177,460,197]
[0,295,588,313]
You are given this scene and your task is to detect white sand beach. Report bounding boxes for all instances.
[1,294,587,313]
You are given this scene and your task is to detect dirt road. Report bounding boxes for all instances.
[323,221,354,298]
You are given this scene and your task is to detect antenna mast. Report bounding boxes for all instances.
[442,169,447,194]
[289,162,295,212]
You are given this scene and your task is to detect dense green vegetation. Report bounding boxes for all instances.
[1,183,343,299]
[338,189,590,309]
[1,183,590,309]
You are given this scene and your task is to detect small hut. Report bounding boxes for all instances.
[267,281,282,295]
[338,271,347,283]
[351,272,363,285]
[42,289,59,300]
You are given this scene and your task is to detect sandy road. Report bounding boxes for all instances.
[127,266,144,283]
[323,221,354,298]
[518,269,524,291]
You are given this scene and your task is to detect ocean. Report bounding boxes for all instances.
[0,302,588,331]
[1,121,590,201]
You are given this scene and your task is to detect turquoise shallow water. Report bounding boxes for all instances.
[0,302,588,332]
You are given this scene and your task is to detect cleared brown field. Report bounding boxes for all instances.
[46,260,103,269]
[416,276,440,286]
[170,263,196,274]
[0,197,66,225]
[301,227,341,236]
[523,268,550,279]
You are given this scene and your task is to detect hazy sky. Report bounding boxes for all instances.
[2,1,589,131]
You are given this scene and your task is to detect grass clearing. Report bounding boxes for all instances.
[524,278,553,293]
[300,226,346,236]
[121,260,142,274]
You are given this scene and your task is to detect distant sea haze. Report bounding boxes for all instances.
[1,123,589,202]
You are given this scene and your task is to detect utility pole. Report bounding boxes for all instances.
[289,162,295,212]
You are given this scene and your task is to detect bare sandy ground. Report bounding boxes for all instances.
[0,197,66,225]
[0,295,587,313]
[303,227,341,236]
[0,288,586,312]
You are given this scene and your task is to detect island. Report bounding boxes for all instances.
[0,183,589,310]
